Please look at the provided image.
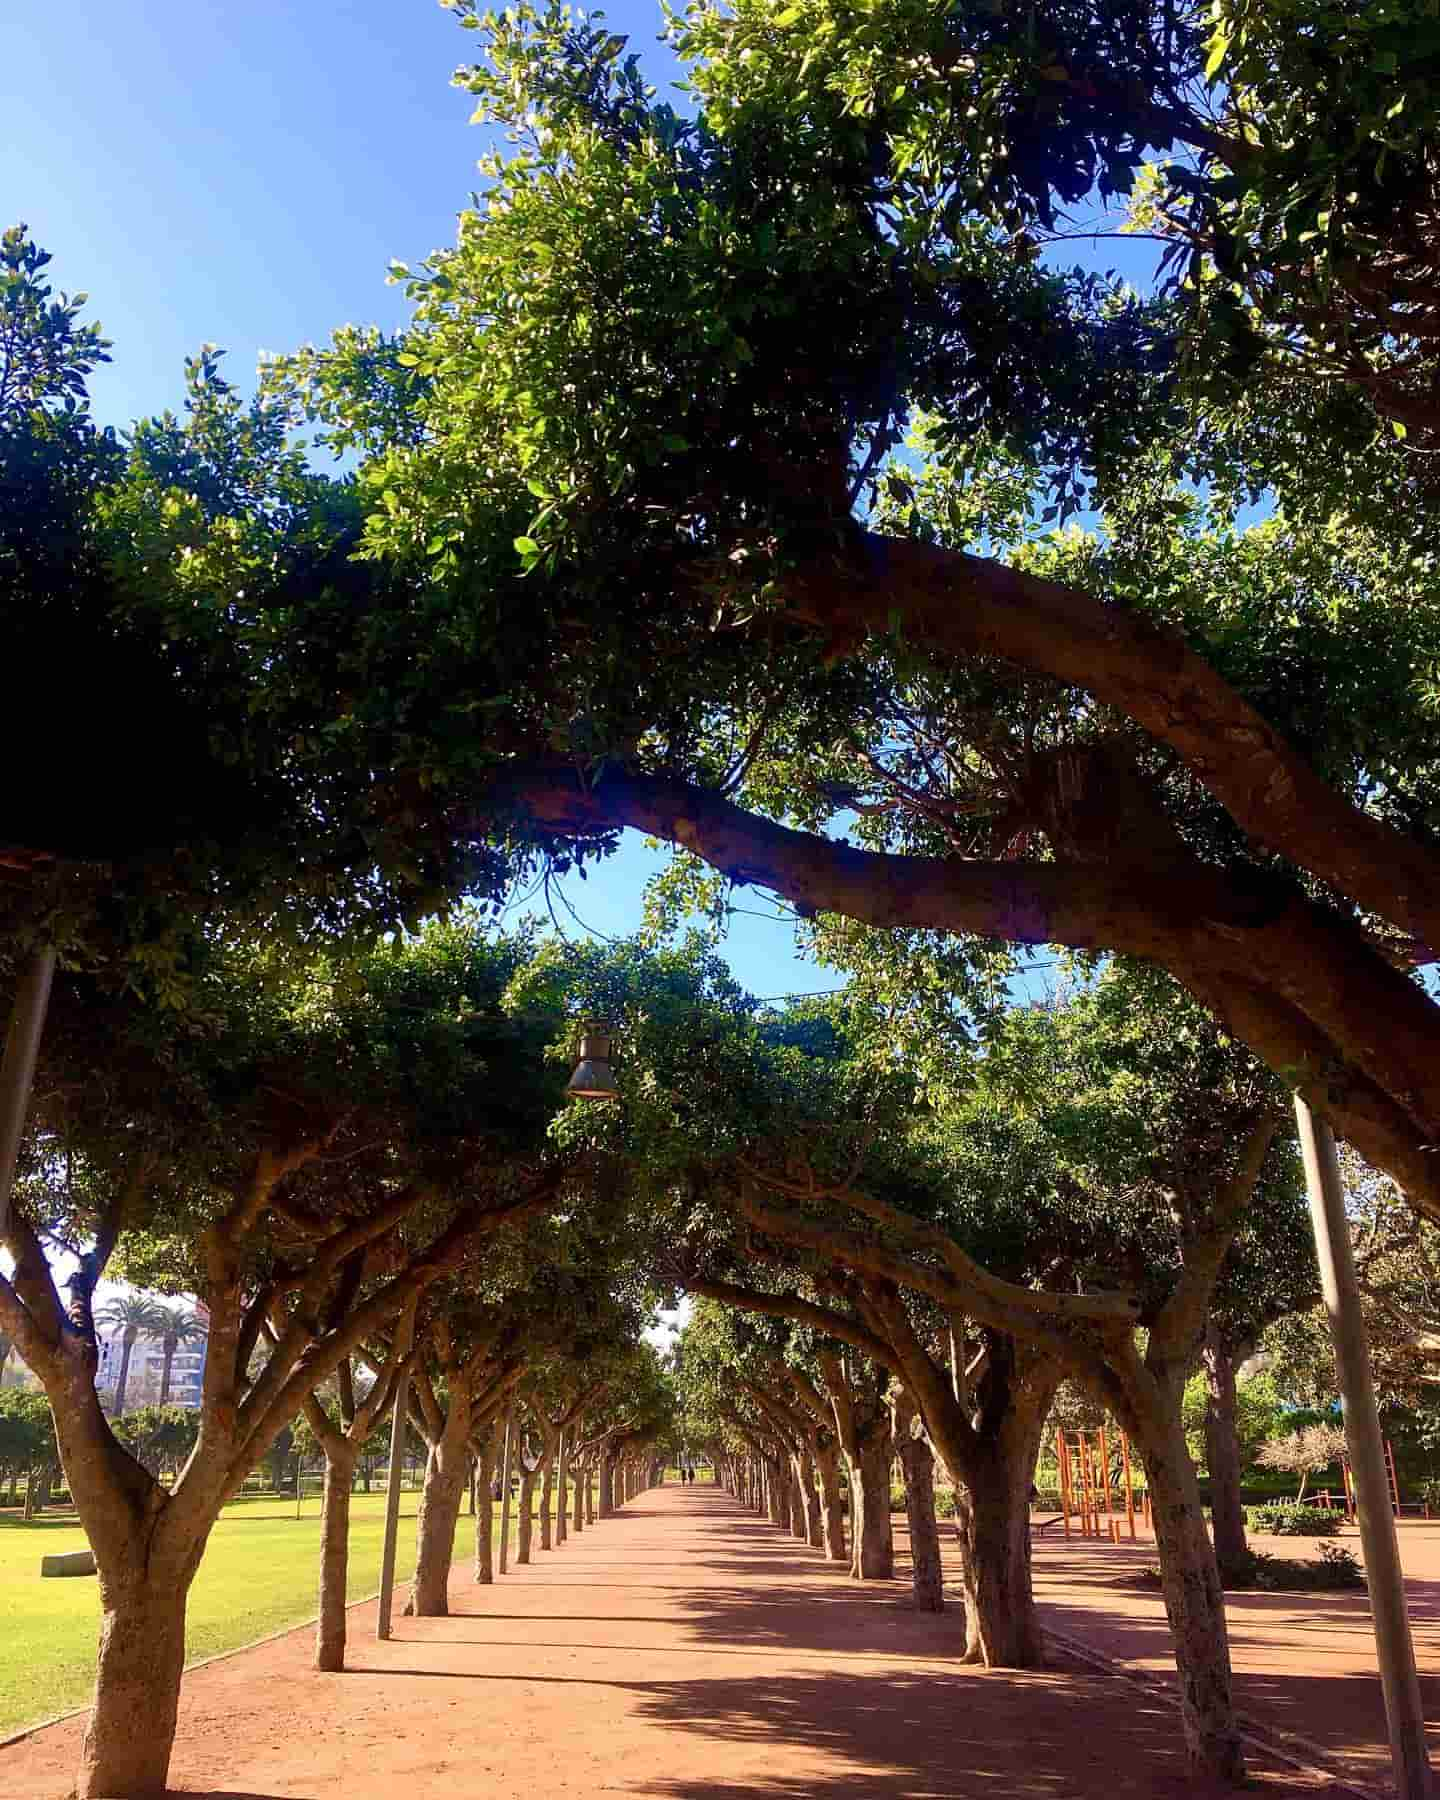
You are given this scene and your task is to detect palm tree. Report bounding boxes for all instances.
[149,1304,207,1405]
[94,1295,164,1416]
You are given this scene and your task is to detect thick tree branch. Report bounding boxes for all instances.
[685,1273,897,1370]
[797,530,1440,954]
[1149,1113,1281,1361]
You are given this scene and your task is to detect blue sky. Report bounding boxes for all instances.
[5,0,684,427]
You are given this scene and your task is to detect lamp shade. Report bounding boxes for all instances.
[566,1019,619,1101]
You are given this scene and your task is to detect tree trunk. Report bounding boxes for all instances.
[315,1441,357,1671]
[573,1459,586,1533]
[767,1454,791,1531]
[540,1451,554,1551]
[517,1466,536,1563]
[113,1333,134,1418]
[556,1435,569,1544]
[1137,1393,1245,1784]
[897,1427,945,1612]
[849,1431,894,1579]
[814,1438,847,1563]
[77,1567,191,1798]
[795,1452,824,1549]
[598,1455,615,1518]
[586,1465,596,1524]
[474,1430,496,1582]
[787,1459,809,1543]
[410,1444,466,1616]
[1203,1329,1250,1580]
[159,1345,175,1407]
[951,1440,1042,1662]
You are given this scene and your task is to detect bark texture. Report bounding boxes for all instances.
[795,1452,824,1549]
[849,1431,894,1580]
[411,1441,468,1616]
[1203,1329,1250,1579]
[894,1394,944,1613]
[315,1443,357,1670]
[814,1439,848,1563]
[474,1429,495,1584]
[1139,1394,1245,1785]
[952,1439,1043,1664]
[78,1555,195,1799]
[540,1448,555,1551]
[517,1465,536,1563]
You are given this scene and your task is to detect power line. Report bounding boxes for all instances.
[749,960,1059,1005]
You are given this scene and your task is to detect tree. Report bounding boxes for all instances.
[1261,1150,1440,1412]
[398,1293,529,1616]
[93,1295,164,1418]
[1257,1423,1350,1504]
[1183,1368,1286,1483]
[252,2,1440,1242]
[147,1304,207,1407]
[109,1406,201,1483]
[0,922,572,1799]
[0,224,508,1001]
[0,1389,56,1513]
[300,1316,418,1670]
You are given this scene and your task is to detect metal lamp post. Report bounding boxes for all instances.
[1294,1097,1432,1799]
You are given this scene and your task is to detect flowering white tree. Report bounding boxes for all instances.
[1256,1424,1349,1503]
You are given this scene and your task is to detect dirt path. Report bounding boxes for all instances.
[8,1484,1348,1799]
[1026,1524,1440,1796]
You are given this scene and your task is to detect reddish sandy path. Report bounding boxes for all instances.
[8,1484,1354,1800]
[1026,1522,1440,1796]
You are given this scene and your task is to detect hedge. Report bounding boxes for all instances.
[1244,1503,1341,1537]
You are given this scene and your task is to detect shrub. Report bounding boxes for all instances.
[1245,1503,1341,1537]
[1136,1544,1364,1592]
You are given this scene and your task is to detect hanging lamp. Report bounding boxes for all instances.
[565,1018,620,1101]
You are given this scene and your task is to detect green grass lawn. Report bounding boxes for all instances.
[0,1487,508,1740]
